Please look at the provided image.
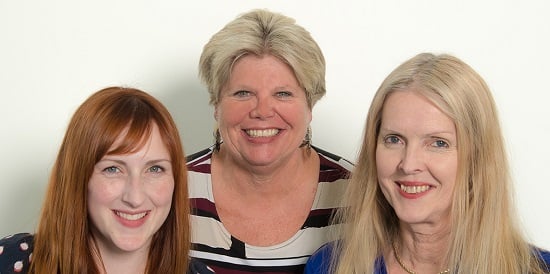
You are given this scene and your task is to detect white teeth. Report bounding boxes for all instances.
[246,129,279,137]
[116,211,147,221]
[400,184,430,194]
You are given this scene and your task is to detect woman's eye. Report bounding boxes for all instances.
[233,90,250,97]
[148,165,164,173]
[103,166,120,174]
[432,139,450,148]
[275,91,292,97]
[384,135,401,144]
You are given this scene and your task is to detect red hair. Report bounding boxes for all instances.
[31,87,190,273]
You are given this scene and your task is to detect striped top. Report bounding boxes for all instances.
[187,146,352,274]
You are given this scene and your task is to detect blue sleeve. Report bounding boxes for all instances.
[304,242,334,274]
[537,249,550,270]
[0,233,34,273]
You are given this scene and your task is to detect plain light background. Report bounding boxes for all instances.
[1,1,548,249]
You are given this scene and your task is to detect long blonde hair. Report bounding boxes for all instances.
[333,53,548,273]
[31,87,190,274]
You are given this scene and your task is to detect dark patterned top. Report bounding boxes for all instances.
[0,233,214,273]
[0,233,32,273]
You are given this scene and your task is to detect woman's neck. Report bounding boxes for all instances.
[213,146,318,197]
[393,223,451,274]
[93,239,149,274]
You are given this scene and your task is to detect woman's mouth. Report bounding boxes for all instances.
[115,211,148,221]
[245,129,280,137]
[399,184,431,194]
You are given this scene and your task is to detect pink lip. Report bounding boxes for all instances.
[113,210,149,228]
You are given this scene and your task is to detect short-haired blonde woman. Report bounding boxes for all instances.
[187,9,352,274]
[305,53,550,273]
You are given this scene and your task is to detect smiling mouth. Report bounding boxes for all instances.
[115,211,147,221]
[399,184,430,194]
[245,129,280,137]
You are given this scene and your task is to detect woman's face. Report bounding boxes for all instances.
[376,90,457,227]
[215,54,312,169]
[87,123,174,255]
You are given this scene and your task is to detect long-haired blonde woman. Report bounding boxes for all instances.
[305,53,550,273]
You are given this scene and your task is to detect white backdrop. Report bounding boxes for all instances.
[1,1,548,250]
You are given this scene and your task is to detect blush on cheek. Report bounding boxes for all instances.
[151,181,175,204]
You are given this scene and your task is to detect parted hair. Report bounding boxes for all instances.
[30,87,190,274]
[332,53,548,273]
[198,8,326,108]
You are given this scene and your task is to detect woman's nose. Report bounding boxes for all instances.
[121,175,146,207]
[250,96,274,119]
[398,145,425,174]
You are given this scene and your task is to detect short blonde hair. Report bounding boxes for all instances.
[199,9,326,108]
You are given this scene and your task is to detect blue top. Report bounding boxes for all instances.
[0,233,214,274]
[303,242,386,274]
[304,241,550,274]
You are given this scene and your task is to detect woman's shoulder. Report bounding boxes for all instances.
[304,242,336,274]
[186,147,215,173]
[536,248,550,269]
[314,146,354,170]
[186,147,214,163]
[314,146,354,185]
[0,233,34,273]
[188,258,215,274]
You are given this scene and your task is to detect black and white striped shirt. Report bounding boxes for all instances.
[187,146,352,274]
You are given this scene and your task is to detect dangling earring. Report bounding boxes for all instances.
[213,127,222,152]
[300,126,312,151]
